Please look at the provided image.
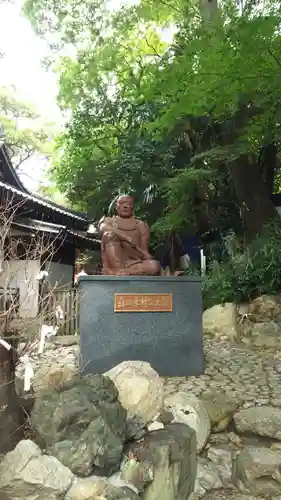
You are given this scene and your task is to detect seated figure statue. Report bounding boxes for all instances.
[98,195,161,276]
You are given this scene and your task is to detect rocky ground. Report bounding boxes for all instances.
[14,329,281,500]
[17,333,281,404]
[170,336,281,499]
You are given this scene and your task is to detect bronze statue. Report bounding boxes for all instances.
[98,195,161,275]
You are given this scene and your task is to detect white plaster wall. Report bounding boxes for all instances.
[0,259,40,318]
[45,261,73,289]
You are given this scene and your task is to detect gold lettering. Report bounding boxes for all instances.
[132,297,140,307]
[115,293,172,312]
[117,298,125,308]
[140,297,148,307]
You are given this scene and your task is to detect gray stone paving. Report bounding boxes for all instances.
[164,338,281,407]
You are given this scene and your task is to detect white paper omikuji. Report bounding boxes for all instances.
[38,324,59,354]
[35,270,49,281]
[45,325,59,338]
[38,325,49,354]
[24,362,34,392]
[55,305,64,321]
[0,338,12,350]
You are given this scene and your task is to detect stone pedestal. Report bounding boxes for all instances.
[78,276,204,377]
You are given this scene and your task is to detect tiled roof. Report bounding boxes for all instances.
[0,179,88,222]
[13,217,100,248]
[0,145,91,224]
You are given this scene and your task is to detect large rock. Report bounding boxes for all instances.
[233,446,281,495]
[234,406,281,440]
[117,457,153,493]
[207,446,233,486]
[249,321,281,348]
[31,374,127,477]
[249,295,281,322]
[124,423,196,500]
[165,392,211,452]
[104,361,163,437]
[200,391,242,432]
[52,335,80,347]
[0,439,73,500]
[16,339,79,394]
[194,447,233,497]
[33,361,77,392]
[203,303,238,339]
[65,476,138,500]
[194,458,223,496]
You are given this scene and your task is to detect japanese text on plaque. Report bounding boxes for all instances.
[114,293,172,312]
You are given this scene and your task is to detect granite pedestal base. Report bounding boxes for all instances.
[78,275,204,377]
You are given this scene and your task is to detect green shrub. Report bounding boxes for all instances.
[202,222,281,309]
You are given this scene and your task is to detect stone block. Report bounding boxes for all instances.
[78,276,204,377]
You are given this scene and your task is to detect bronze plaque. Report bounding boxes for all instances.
[114,293,173,313]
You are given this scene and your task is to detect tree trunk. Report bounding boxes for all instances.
[229,155,277,241]
[200,0,219,23]
[0,334,25,454]
[259,143,277,194]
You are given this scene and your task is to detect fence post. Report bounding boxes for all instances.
[51,288,78,335]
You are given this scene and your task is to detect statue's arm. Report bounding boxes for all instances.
[138,221,151,259]
[98,217,113,236]
[98,217,133,244]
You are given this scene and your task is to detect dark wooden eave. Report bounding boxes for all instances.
[0,145,90,230]
[12,217,100,251]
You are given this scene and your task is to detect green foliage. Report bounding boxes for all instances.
[203,223,281,309]
[0,86,55,167]
[22,0,281,244]
[22,0,281,310]
[152,167,214,237]
[38,182,71,207]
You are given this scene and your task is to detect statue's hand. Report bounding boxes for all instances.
[141,250,151,260]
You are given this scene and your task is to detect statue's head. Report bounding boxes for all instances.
[116,195,134,218]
